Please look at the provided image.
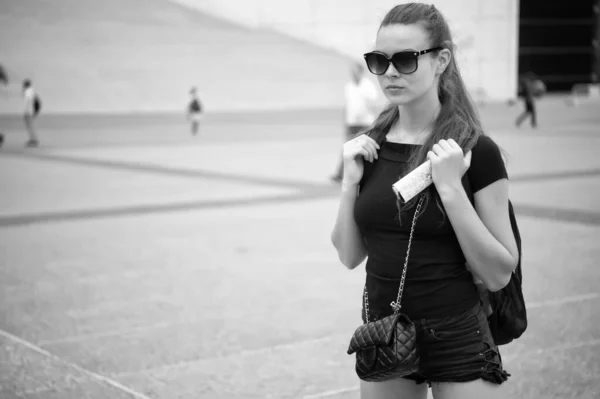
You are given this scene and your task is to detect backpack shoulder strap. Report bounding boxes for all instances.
[508,200,523,282]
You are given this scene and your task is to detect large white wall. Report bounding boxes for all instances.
[171,0,519,101]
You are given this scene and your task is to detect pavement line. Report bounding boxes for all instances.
[0,188,334,228]
[16,386,68,396]
[527,292,600,309]
[302,386,359,399]
[0,328,151,399]
[1,189,599,228]
[15,374,94,396]
[514,204,600,226]
[113,334,338,378]
[1,150,327,190]
[38,298,333,346]
[6,148,600,189]
[503,338,600,363]
[38,292,600,348]
[511,168,600,183]
[37,322,175,346]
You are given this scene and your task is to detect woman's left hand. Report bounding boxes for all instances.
[427,139,472,194]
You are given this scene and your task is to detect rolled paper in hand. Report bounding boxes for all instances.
[392,160,433,202]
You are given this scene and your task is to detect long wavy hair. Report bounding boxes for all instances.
[365,3,484,220]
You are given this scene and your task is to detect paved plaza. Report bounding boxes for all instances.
[1,97,599,398]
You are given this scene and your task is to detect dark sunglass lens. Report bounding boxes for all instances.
[391,52,417,74]
[365,53,389,75]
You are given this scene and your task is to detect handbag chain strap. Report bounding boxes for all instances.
[364,194,425,323]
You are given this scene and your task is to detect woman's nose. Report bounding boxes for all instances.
[384,62,400,78]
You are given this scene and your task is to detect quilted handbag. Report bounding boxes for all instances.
[347,195,424,382]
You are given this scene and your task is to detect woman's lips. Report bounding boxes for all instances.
[386,85,405,92]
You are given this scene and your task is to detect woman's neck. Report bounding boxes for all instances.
[391,90,441,144]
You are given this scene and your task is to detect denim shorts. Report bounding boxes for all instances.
[401,302,510,386]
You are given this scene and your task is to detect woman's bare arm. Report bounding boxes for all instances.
[330,134,379,269]
[439,178,519,291]
[331,184,367,269]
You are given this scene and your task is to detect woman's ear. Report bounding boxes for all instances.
[436,48,452,75]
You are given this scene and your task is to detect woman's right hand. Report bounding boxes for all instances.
[341,134,380,187]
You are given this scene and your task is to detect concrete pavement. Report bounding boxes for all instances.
[1,98,599,398]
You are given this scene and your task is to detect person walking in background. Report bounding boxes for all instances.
[22,79,41,147]
[0,64,8,147]
[515,72,543,128]
[331,62,378,182]
[187,87,203,136]
[0,64,8,85]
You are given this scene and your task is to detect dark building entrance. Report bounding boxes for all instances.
[518,0,600,92]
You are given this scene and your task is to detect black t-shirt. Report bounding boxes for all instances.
[354,134,508,320]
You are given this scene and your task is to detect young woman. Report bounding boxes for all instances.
[331,3,519,399]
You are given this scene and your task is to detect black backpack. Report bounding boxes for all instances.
[456,164,527,346]
[33,95,42,115]
[456,165,527,346]
[485,200,527,345]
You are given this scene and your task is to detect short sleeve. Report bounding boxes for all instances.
[467,135,508,193]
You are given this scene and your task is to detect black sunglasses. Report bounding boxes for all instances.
[363,47,442,75]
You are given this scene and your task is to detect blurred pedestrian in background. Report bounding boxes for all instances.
[331,62,378,182]
[515,72,545,128]
[187,86,204,136]
[0,64,7,147]
[0,64,8,85]
[22,79,41,147]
